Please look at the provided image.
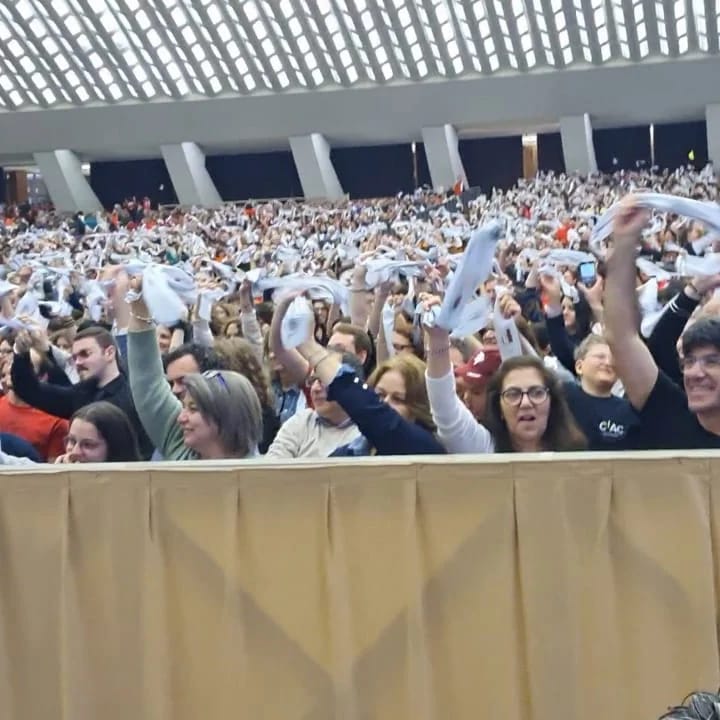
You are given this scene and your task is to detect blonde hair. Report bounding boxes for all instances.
[368,354,435,431]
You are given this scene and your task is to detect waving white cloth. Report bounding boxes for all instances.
[436,221,502,332]
[125,263,197,326]
[677,253,720,277]
[591,194,720,244]
[280,297,315,349]
[257,274,350,316]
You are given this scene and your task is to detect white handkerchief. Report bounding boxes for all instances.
[677,253,720,277]
[494,295,523,361]
[436,221,502,332]
[382,301,396,357]
[281,297,313,349]
[449,295,492,339]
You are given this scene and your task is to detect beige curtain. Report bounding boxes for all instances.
[0,453,719,720]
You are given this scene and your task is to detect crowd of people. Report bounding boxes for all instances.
[0,163,717,465]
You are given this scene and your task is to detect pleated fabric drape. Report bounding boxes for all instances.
[0,453,718,720]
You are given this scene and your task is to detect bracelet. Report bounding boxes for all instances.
[312,353,334,374]
[349,287,367,293]
[130,311,155,325]
[425,344,451,356]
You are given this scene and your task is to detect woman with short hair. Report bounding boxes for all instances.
[126,277,263,460]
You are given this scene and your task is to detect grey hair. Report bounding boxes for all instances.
[660,692,720,720]
[183,370,263,458]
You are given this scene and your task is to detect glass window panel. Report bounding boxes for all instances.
[170,7,185,25]
[452,56,464,72]
[19,56,36,73]
[42,87,57,103]
[9,89,24,106]
[679,34,688,51]
[527,48,537,65]
[311,67,324,83]
[28,19,46,37]
[76,86,90,101]
[200,59,214,76]
[347,64,359,81]
[192,45,206,61]
[209,76,222,92]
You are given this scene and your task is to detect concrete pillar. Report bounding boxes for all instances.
[289,133,344,200]
[560,114,598,175]
[421,125,467,191]
[706,104,720,169]
[33,150,102,212]
[160,142,222,207]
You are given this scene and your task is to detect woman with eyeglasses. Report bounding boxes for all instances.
[0,401,141,465]
[126,276,264,460]
[425,299,586,453]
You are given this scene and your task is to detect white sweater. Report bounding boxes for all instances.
[425,370,495,454]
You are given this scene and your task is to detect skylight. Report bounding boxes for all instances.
[0,0,715,110]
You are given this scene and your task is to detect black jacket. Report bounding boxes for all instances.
[11,352,153,459]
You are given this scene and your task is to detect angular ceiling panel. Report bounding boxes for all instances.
[0,0,717,110]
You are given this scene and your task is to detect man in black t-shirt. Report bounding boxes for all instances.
[604,199,720,449]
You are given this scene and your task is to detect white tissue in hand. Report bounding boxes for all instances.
[382,301,396,357]
[677,253,720,277]
[436,221,501,331]
[281,297,313,349]
[449,295,492,339]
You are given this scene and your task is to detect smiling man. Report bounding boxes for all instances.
[604,199,720,449]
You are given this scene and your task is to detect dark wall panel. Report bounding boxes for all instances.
[593,126,651,173]
[90,159,176,209]
[415,142,432,188]
[653,120,708,171]
[332,143,416,198]
[459,136,523,192]
[206,150,301,201]
[0,169,5,205]
[537,132,565,174]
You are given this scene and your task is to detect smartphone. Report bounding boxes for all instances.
[578,261,596,286]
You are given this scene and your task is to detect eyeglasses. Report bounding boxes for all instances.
[500,385,549,406]
[203,369,229,391]
[679,354,720,372]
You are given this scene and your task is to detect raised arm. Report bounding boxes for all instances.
[126,277,185,457]
[603,200,659,411]
[268,293,310,387]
